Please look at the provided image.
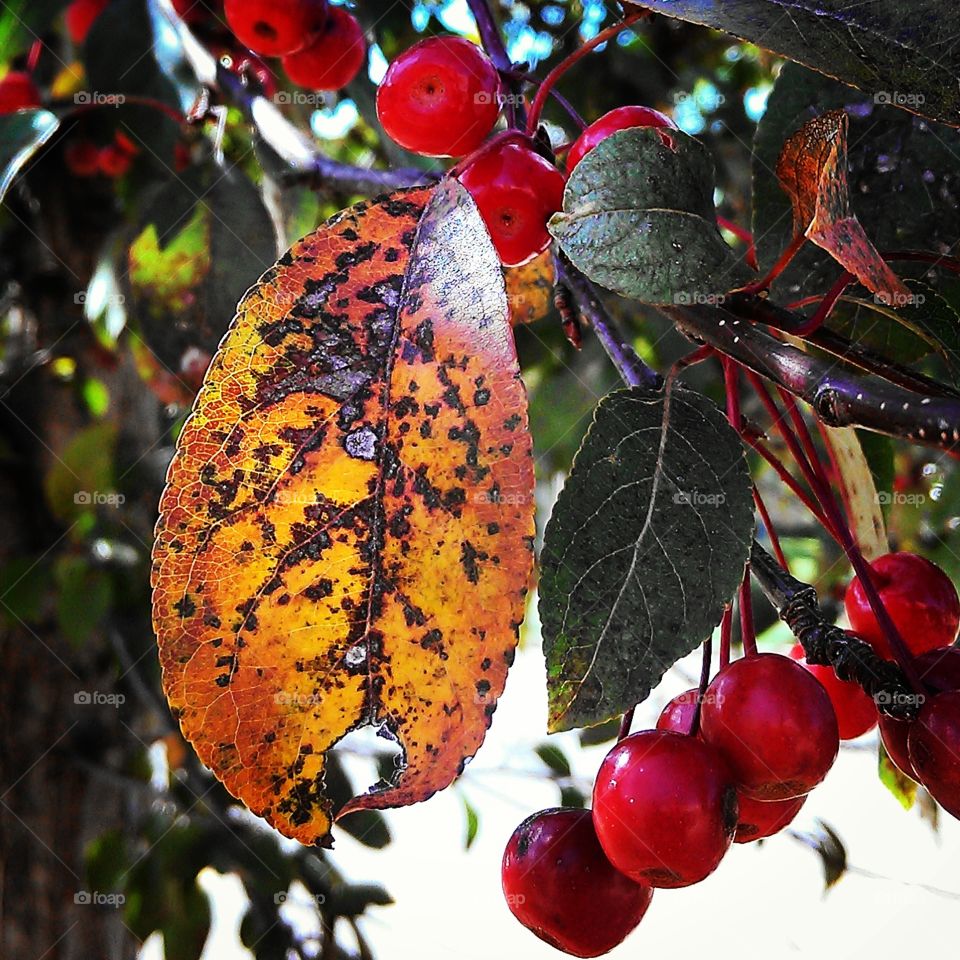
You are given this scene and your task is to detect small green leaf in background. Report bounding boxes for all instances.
[879,743,918,810]
[550,127,749,304]
[55,554,113,647]
[43,422,117,525]
[462,796,479,850]
[539,384,754,732]
[0,110,60,205]
[535,743,572,778]
[0,0,68,62]
[628,0,960,128]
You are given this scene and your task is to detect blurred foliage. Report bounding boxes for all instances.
[1,1,953,958]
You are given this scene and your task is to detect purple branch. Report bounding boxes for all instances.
[467,0,512,71]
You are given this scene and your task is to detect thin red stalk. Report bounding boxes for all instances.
[717,216,758,271]
[526,12,644,134]
[617,707,635,741]
[741,431,836,533]
[739,566,758,656]
[722,356,741,431]
[719,606,733,668]
[26,39,43,73]
[753,487,788,570]
[794,270,854,336]
[691,635,713,736]
[740,233,805,295]
[882,250,960,275]
[775,390,925,691]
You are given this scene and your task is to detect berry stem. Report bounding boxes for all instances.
[720,606,733,668]
[739,566,758,657]
[882,250,960,275]
[739,232,806,295]
[792,270,854,336]
[526,12,645,135]
[691,634,713,736]
[466,0,512,72]
[753,487,788,570]
[716,215,757,271]
[618,707,635,741]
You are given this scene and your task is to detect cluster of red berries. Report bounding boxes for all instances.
[375,35,676,267]
[502,551,960,957]
[64,129,139,179]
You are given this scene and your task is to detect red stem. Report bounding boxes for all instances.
[753,487,788,570]
[717,216,758,271]
[720,606,733,668]
[526,13,644,134]
[617,707,635,741]
[882,250,960,275]
[794,270,855,336]
[739,565,758,657]
[740,233,806,295]
[691,635,713,736]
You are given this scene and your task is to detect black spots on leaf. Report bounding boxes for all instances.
[419,419,432,439]
[500,442,514,456]
[460,540,489,584]
[400,227,418,249]
[204,614,222,629]
[503,646,516,667]
[388,504,413,539]
[476,679,491,698]
[357,274,404,310]
[423,402,441,418]
[339,227,359,241]
[436,365,466,415]
[411,318,435,363]
[474,387,491,406]
[383,197,426,221]
[174,595,196,618]
[384,247,400,262]
[259,316,305,348]
[291,272,345,321]
[402,599,427,628]
[486,522,500,536]
[335,241,379,273]
[411,465,442,510]
[392,395,420,420]
[480,657,491,671]
[303,578,335,601]
[503,413,522,431]
[442,487,466,513]
[419,628,446,660]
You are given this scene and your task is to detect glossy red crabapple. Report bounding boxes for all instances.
[844,552,960,660]
[879,645,960,779]
[656,687,699,734]
[789,643,877,740]
[908,690,960,820]
[700,653,839,800]
[566,104,676,173]
[376,36,501,157]
[66,0,109,44]
[502,808,653,958]
[458,142,565,267]
[734,793,806,843]
[592,729,738,888]
[224,0,327,58]
[281,6,366,91]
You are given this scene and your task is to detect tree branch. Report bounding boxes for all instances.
[664,302,960,450]
[750,541,921,720]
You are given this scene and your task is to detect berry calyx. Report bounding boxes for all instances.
[458,142,565,267]
[280,7,366,91]
[844,552,960,660]
[789,643,877,740]
[734,793,806,843]
[502,808,653,958]
[566,105,676,173]
[700,653,839,800]
[878,645,960,779]
[592,730,737,888]
[64,139,100,177]
[66,0,109,45]
[907,690,960,819]
[0,71,41,114]
[376,36,501,158]
[224,0,327,58]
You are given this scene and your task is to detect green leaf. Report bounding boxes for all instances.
[549,127,749,304]
[55,555,114,647]
[539,385,754,732]
[535,743,572,777]
[462,796,479,850]
[630,0,960,128]
[0,0,68,62]
[43,422,118,524]
[753,64,960,300]
[0,110,60,205]
[879,743,917,809]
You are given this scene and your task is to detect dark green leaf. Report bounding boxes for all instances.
[629,0,960,127]
[550,127,749,303]
[535,743,572,777]
[539,385,754,731]
[339,810,391,849]
[328,883,393,918]
[578,717,621,746]
[55,555,113,647]
[0,110,59,205]
[43,422,117,524]
[753,64,960,300]
[559,785,587,809]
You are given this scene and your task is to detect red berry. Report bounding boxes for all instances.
[700,653,839,800]
[879,645,960,779]
[172,0,221,24]
[592,730,737,888]
[789,643,877,740]
[281,7,365,91]
[566,105,676,173]
[66,0,109,45]
[458,143,565,267]
[0,71,41,114]
[65,139,100,177]
[224,0,327,57]
[502,808,653,958]
[656,688,699,734]
[113,130,139,157]
[98,143,132,178]
[844,552,960,660]
[908,691,960,819]
[734,793,806,843]
[376,36,501,157]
